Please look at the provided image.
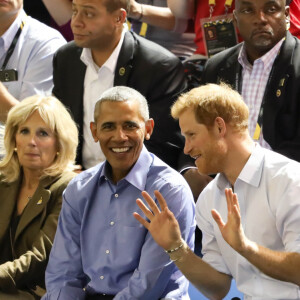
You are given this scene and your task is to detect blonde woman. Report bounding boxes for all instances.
[0,95,78,299]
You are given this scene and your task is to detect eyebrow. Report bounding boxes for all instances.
[124,121,139,126]
[239,0,278,5]
[72,2,97,10]
[101,122,114,128]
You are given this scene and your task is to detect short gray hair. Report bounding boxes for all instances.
[94,86,150,122]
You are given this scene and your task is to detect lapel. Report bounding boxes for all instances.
[0,177,21,240]
[72,45,86,125]
[261,33,296,145]
[218,45,242,91]
[263,32,295,110]
[114,31,135,86]
[14,176,58,243]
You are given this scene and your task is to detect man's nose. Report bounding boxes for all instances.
[254,10,268,24]
[71,12,84,28]
[114,128,128,141]
[184,140,192,155]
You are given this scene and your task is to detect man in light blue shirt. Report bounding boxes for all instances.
[43,86,195,300]
[0,0,65,155]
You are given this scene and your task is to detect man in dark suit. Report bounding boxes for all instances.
[52,0,187,170]
[201,0,300,162]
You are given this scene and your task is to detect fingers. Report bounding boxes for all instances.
[225,188,240,214]
[232,204,241,225]
[133,211,150,229]
[225,188,232,214]
[211,209,225,229]
[136,198,155,221]
[141,191,161,215]
[154,190,168,211]
[232,192,240,212]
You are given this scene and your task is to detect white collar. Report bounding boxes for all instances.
[80,27,127,75]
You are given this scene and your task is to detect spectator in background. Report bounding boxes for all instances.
[202,0,300,162]
[42,0,73,41]
[0,95,78,299]
[0,0,66,156]
[168,0,238,57]
[23,0,73,41]
[128,0,196,59]
[53,0,188,170]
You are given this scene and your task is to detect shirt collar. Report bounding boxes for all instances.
[80,27,127,74]
[99,146,153,191]
[217,143,265,190]
[238,38,285,71]
[1,9,26,52]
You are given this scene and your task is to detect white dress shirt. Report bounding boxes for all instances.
[196,144,300,299]
[81,29,126,169]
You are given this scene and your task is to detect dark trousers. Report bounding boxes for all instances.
[86,294,115,300]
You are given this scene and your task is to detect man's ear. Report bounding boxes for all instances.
[233,9,238,27]
[145,118,154,140]
[214,117,226,137]
[285,6,290,30]
[114,8,127,26]
[90,122,99,143]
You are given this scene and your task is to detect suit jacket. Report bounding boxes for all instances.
[202,32,300,162]
[52,31,188,169]
[0,171,75,294]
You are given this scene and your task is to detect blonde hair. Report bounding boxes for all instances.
[171,83,249,132]
[0,95,78,182]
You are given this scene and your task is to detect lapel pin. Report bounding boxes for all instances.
[276,89,281,97]
[279,78,285,87]
[119,67,125,76]
[37,197,43,205]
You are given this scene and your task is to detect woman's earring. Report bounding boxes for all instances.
[14,147,17,152]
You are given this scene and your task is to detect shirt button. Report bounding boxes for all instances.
[105,250,110,254]
[115,193,118,198]
[100,275,104,280]
[110,221,115,226]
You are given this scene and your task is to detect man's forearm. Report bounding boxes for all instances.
[169,241,231,300]
[167,0,194,19]
[129,3,176,31]
[0,83,19,122]
[42,0,72,26]
[240,240,300,286]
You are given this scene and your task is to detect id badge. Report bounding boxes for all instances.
[201,14,238,57]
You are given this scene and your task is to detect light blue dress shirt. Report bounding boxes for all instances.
[0,9,66,100]
[0,9,65,157]
[196,144,300,300]
[43,147,195,300]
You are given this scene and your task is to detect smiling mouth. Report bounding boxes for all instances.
[111,147,130,153]
[192,154,201,160]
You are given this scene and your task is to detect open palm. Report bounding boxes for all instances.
[133,190,182,251]
[211,188,249,252]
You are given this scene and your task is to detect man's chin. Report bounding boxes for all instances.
[74,40,86,48]
[252,38,275,52]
